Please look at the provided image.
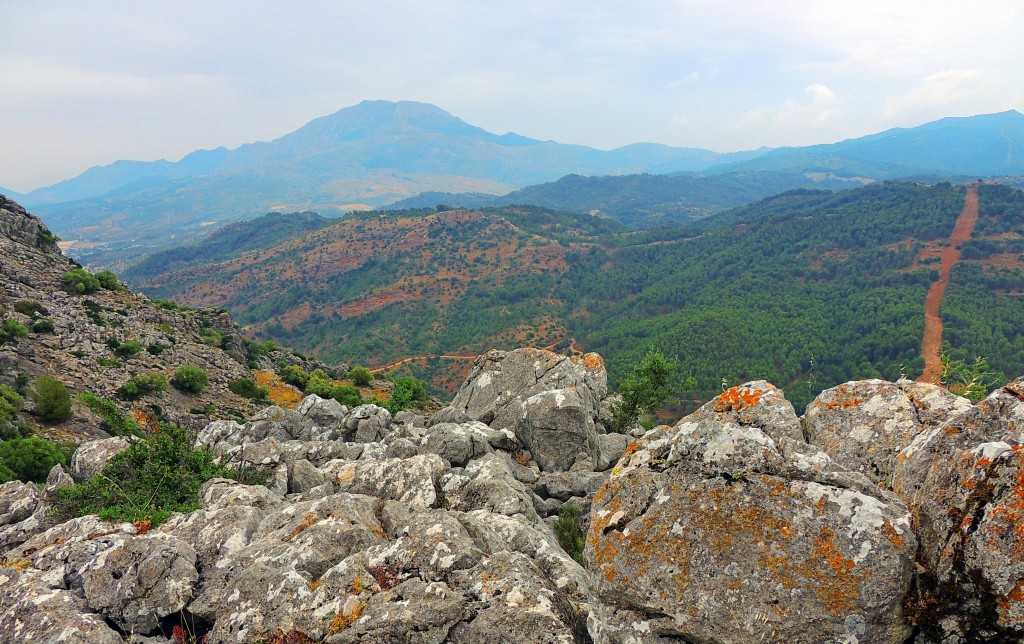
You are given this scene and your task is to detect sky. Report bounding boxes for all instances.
[2,0,1022,193]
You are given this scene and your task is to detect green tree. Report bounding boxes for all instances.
[32,376,72,423]
[611,347,677,431]
[348,365,373,387]
[329,385,363,408]
[61,269,101,294]
[0,437,68,483]
[228,378,269,401]
[171,366,209,393]
[941,353,1004,403]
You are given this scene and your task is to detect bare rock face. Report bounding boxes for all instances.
[805,379,965,486]
[0,567,123,644]
[892,378,1024,641]
[450,348,609,472]
[587,382,917,643]
[0,480,47,551]
[79,533,199,634]
[70,436,131,482]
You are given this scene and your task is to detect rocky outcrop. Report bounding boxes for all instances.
[588,383,917,643]
[5,351,1024,643]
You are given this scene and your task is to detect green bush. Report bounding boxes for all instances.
[384,376,428,413]
[117,372,169,401]
[0,436,68,483]
[50,424,232,525]
[199,327,225,348]
[348,366,372,387]
[278,365,309,389]
[0,385,27,440]
[95,270,124,291]
[76,392,140,436]
[32,376,72,423]
[304,368,334,397]
[31,318,55,333]
[36,227,59,245]
[554,502,587,567]
[330,385,363,408]
[114,339,143,359]
[0,318,30,345]
[147,342,171,355]
[228,378,269,401]
[13,300,48,317]
[61,269,101,294]
[172,366,209,393]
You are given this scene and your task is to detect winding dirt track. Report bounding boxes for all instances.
[918,185,979,384]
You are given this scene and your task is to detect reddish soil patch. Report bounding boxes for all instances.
[919,186,980,384]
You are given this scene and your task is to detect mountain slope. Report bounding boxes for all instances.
[388,171,870,228]
[25,101,758,267]
[127,182,1024,410]
[714,110,1024,178]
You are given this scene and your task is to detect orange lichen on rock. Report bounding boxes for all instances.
[881,519,906,549]
[714,386,764,413]
[289,513,318,540]
[824,387,865,411]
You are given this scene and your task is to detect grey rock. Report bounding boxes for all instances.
[288,458,326,494]
[420,421,493,466]
[343,404,393,442]
[428,405,472,426]
[199,478,285,512]
[323,454,448,509]
[516,386,598,472]
[441,453,540,522]
[0,567,123,644]
[298,394,347,441]
[535,470,608,502]
[587,381,916,644]
[393,409,427,428]
[450,348,608,433]
[595,432,633,471]
[44,463,74,496]
[79,533,199,634]
[70,436,131,482]
[0,480,46,551]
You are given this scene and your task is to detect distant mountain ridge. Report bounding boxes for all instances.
[15,102,1024,267]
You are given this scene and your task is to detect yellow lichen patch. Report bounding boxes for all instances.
[714,386,764,414]
[289,513,318,540]
[329,598,366,634]
[254,370,303,409]
[308,578,323,591]
[1,558,30,571]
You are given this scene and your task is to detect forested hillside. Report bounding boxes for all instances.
[126,182,1024,411]
[386,171,868,228]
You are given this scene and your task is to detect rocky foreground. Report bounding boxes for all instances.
[3,346,1024,643]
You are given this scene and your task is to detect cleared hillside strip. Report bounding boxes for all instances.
[919,185,980,383]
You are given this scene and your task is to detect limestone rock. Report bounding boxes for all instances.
[70,436,131,482]
[0,480,46,551]
[517,386,599,472]
[450,348,608,433]
[79,533,199,633]
[419,421,493,467]
[322,454,448,509]
[587,381,916,644]
[0,567,123,644]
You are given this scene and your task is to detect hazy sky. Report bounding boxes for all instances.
[2,0,1022,192]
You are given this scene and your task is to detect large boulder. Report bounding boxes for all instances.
[450,348,608,431]
[805,379,969,486]
[78,533,199,634]
[517,386,599,472]
[892,378,1024,641]
[587,382,917,643]
[70,436,131,482]
[0,568,123,644]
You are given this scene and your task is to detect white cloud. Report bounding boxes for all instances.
[884,70,994,121]
[738,83,841,134]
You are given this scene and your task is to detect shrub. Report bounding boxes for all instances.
[98,358,122,368]
[114,339,143,359]
[278,365,309,389]
[554,503,587,567]
[384,377,428,414]
[347,366,372,387]
[147,342,171,355]
[95,270,124,291]
[36,227,59,245]
[0,384,26,439]
[199,327,224,348]
[304,369,334,398]
[61,269,101,294]
[50,424,232,525]
[228,378,269,401]
[172,366,209,393]
[31,318,55,333]
[330,385,363,408]
[0,318,29,345]
[13,300,48,317]
[118,372,169,401]
[32,376,72,423]
[76,392,140,435]
[0,436,68,483]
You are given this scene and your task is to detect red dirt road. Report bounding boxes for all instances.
[918,185,979,384]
